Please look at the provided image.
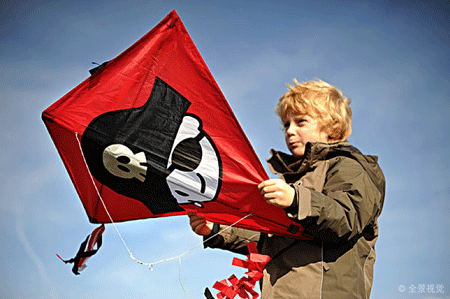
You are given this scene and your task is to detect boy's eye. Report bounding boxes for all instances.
[297,119,306,125]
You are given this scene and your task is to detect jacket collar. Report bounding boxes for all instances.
[267,141,385,213]
[267,141,356,175]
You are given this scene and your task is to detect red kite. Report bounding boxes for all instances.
[42,10,306,239]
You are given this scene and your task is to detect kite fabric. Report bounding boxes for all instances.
[42,10,307,238]
[56,224,105,275]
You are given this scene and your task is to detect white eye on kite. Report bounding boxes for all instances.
[166,115,221,207]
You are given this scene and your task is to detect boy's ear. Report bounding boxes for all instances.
[324,119,341,142]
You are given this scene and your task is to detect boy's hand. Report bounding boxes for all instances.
[258,179,295,209]
[188,212,213,236]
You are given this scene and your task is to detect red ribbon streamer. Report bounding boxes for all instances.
[211,241,271,299]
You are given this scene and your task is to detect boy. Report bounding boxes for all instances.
[189,78,385,299]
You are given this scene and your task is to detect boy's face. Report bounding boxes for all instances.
[283,111,328,158]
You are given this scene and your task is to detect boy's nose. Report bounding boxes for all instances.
[285,124,295,136]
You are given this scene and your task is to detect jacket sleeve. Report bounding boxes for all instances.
[289,157,383,243]
[203,224,261,255]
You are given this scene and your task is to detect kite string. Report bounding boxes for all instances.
[74,133,143,265]
[147,213,255,270]
[74,132,257,297]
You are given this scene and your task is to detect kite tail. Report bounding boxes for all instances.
[205,241,271,299]
[56,224,105,275]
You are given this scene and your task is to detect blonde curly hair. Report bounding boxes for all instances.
[275,78,352,142]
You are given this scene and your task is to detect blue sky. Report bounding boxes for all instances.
[1,0,449,298]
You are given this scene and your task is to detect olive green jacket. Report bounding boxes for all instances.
[204,141,386,299]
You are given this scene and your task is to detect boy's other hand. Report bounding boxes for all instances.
[188,212,213,236]
[258,179,295,209]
